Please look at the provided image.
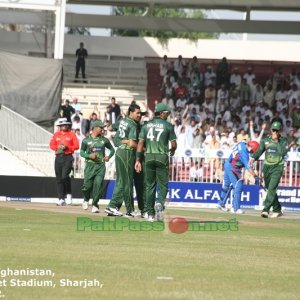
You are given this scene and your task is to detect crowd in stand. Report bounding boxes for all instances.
[57,55,300,179]
[158,55,300,155]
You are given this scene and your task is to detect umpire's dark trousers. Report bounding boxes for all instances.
[54,154,73,200]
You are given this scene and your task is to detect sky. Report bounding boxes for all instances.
[66,4,300,41]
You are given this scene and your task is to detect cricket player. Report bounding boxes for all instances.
[105,103,141,217]
[217,140,259,214]
[250,121,289,218]
[135,103,177,221]
[80,120,115,213]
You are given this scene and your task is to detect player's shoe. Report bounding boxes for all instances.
[105,207,123,217]
[147,215,155,222]
[82,201,89,210]
[216,204,229,212]
[261,211,269,218]
[124,212,135,218]
[91,206,99,213]
[66,194,72,205]
[133,210,142,218]
[142,212,149,219]
[270,211,283,218]
[230,208,244,214]
[57,199,66,206]
[155,203,164,221]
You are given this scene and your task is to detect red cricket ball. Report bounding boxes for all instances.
[168,217,189,234]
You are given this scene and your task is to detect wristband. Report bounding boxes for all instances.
[136,152,143,159]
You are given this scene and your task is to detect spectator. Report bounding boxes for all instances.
[239,78,250,107]
[220,130,232,149]
[161,94,175,113]
[291,106,300,129]
[216,84,229,114]
[271,111,283,127]
[283,120,294,137]
[73,128,85,172]
[288,98,297,115]
[175,80,188,98]
[192,124,204,149]
[288,68,297,87]
[229,89,241,111]
[159,55,170,78]
[89,112,99,132]
[71,96,82,113]
[264,82,275,109]
[249,120,266,143]
[286,128,297,147]
[174,55,186,78]
[189,56,201,77]
[175,92,188,109]
[204,66,216,87]
[108,97,121,124]
[275,85,288,103]
[75,42,88,79]
[216,57,230,88]
[243,67,256,86]
[190,161,203,182]
[230,67,242,88]
[71,112,83,134]
[60,99,75,123]
[273,67,285,90]
[188,97,200,114]
[204,83,216,105]
[161,77,175,99]
[287,84,300,106]
[237,128,249,142]
[252,83,264,105]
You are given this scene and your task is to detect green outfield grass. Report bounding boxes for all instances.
[0,205,300,300]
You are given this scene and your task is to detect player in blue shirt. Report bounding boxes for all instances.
[217,140,259,214]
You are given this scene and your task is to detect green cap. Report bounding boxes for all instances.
[271,121,282,131]
[155,103,171,113]
[92,120,106,128]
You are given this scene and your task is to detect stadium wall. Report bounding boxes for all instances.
[1,30,300,62]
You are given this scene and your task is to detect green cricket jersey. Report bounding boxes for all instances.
[252,135,289,165]
[116,117,138,150]
[111,121,121,147]
[80,136,115,163]
[139,117,176,154]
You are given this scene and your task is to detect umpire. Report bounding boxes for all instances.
[251,121,289,218]
[50,118,79,206]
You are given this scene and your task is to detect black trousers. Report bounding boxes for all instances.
[54,154,74,199]
[76,60,86,78]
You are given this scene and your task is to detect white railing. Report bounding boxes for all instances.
[0,105,55,176]
[169,154,300,187]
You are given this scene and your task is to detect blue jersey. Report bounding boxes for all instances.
[226,141,251,171]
